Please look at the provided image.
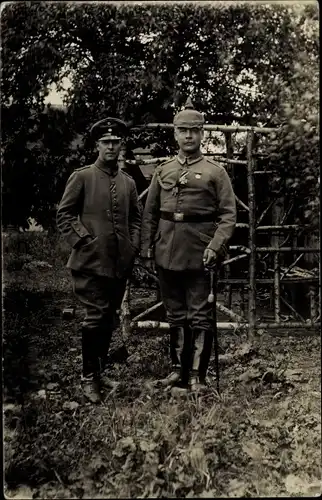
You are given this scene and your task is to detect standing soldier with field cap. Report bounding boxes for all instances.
[57,118,141,403]
[140,98,236,393]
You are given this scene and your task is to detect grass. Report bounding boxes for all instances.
[3,232,321,499]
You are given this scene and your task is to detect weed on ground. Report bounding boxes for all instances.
[3,242,321,499]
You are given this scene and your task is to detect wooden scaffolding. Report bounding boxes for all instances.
[120,123,320,341]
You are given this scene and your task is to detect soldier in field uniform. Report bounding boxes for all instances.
[57,118,141,403]
[140,98,237,393]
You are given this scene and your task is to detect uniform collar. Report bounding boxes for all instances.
[94,157,119,176]
[177,150,203,166]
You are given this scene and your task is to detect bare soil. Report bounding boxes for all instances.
[3,265,321,499]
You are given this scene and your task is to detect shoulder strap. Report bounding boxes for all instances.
[74,165,91,172]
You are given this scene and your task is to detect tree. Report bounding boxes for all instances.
[262,4,319,230]
[1,1,319,228]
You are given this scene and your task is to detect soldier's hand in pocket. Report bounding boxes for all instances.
[75,235,93,249]
[203,248,217,269]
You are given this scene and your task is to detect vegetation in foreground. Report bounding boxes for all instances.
[3,233,321,498]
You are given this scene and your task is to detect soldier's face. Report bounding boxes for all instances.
[174,127,203,154]
[97,138,122,162]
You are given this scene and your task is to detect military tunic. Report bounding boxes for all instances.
[140,152,236,270]
[57,158,141,279]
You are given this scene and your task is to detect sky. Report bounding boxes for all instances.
[44,87,63,106]
[44,78,72,106]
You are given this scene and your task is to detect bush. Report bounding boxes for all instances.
[3,231,70,271]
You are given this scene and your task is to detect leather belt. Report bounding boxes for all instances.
[160,211,216,223]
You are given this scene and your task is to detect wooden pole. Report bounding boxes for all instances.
[256,247,319,253]
[236,224,309,230]
[208,157,247,165]
[118,145,127,170]
[235,195,249,212]
[280,254,304,280]
[135,150,273,158]
[280,295,305,322]
[131,301,163,322]
[216,277,318,284]
[216,302,245,323]
[246,130,256,338]
[273,252,281,323]
[133,320,320,330]
[240,285,245,318]
[133,123,278,133]
[309,286,318,324]
[256,197,278,227]
[319,257,321,321]
[223,132,234,310]
[129,156,248,166]
[221,254,249,266]
[271,196,284,323]
[120,281,132,344]
[138,186,150,200]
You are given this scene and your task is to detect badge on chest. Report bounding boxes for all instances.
[179,170,189,185]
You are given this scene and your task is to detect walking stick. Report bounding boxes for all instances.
[208,269,220,394]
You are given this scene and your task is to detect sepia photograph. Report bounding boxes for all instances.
[2,0,320,498]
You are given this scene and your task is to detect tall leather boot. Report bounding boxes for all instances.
[97,325,120,391]
[97,325,113,374]
[81,326,101,403]
[189,329,212,392]
[158,326,185,387]
[181,323,193,386]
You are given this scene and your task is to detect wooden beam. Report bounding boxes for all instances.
[132,123,278,133]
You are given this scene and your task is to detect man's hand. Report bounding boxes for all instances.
[203,248,217,268]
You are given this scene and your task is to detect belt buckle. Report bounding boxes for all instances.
[173,212,184,221]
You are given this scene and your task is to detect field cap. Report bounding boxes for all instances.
[90,117,128,141]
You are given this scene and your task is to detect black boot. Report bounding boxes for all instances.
[180,323,193,386]
[97,326,113,374]
[81,327,101,403]
[81,375,101,404]
[97,326,120,391]
[158,326,185,387]
[189,329,213,392]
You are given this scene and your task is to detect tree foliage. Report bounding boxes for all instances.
[262,5,319,229]
[1,1,319,228]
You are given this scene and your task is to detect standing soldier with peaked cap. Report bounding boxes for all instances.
[140,98,237,393]
[57,118,141,403]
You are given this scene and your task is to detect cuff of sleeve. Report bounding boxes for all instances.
[71,220,90,239]
[207,241,228,257]
[65,232,83,249]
